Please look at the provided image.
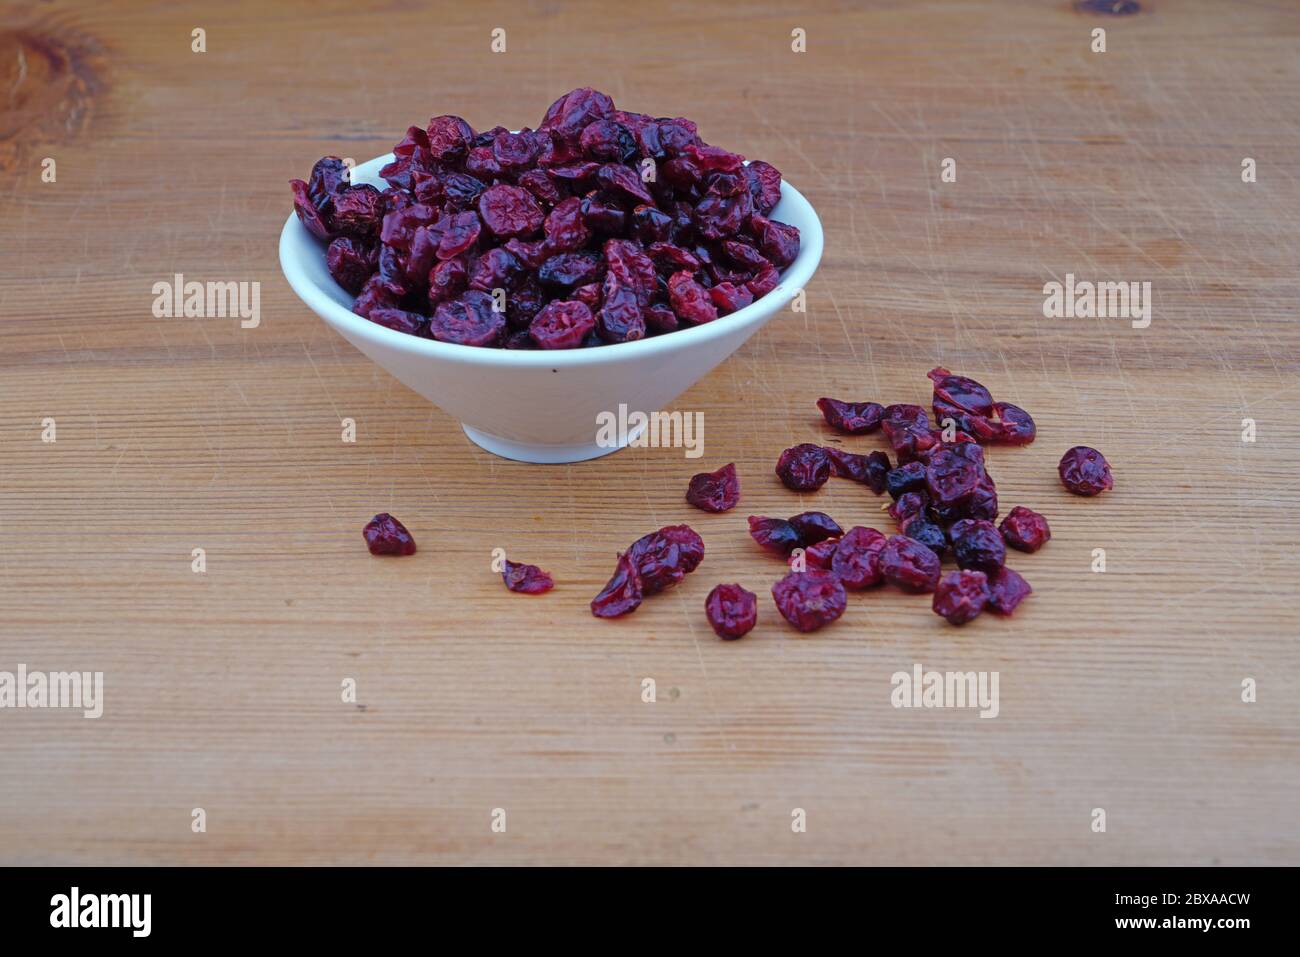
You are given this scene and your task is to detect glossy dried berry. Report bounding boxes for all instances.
[788,511,843,546]
[748,516,802,556]
[686,463,740,513]
[903,517,949,559]
[932,570,990,626]
[502,559,554,594]
[363,513,416,556]
[986,566,1032,615]
[826,448,890,493]
[991,402,1036,445]
[950,519,1006,573]
[879,535,941,592]
[928,367,994,417]
[529,299,595,350]
[478,184,544,239]
[830,526,887,590]
[591,553,643,618]
[882,404,939,463]
[626,525,703,594]
[798,536,841,570]
[1000,506,1051,552]
[771,571,847,633]
[775,443,832,492]
[924,448,982,507]
[886,461,927,499]
[1059,446,1113,496]
[817,398,884,435]
[429,291,506,347]
[705,583,758,640]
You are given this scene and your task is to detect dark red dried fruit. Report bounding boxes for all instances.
[1059,446,1113,496]
[705,583,758,640]
[1000,506,1051,552]
[685,463,740,513]
[816,398,885,434]
[363,513,416,556]
[429,291,506,347]
[991,402,1036,445]
[888,491,929,525]
[928,367,994,417]
[478,184,544,239]
[529,299,595,350]
[502,559,554,594]
[369,307,430,338]
[830,526,887,590]
[886,461,927,499]
[748,516,802,556]
[771,571,847,633]
[667,270,718,325]
[879,535,941,592]
[924,448,981,507]
[882,404,939,463]
[986,566,1032,615]
[826,448,890,493]
[788,511,843,546]
[626,525,703,594]
[775,444,832,492]
[950,519,1006,573]
[327,237,379,294]
[797,536,841,570]
[331,185,384,237]
[903,517,949,559]
[932,570,990,625]
[590,553,643,618]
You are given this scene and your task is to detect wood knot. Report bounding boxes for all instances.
[0,23,107,170]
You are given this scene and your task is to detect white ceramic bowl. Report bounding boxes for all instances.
[279,153,824,463]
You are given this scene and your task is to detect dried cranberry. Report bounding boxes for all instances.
[708,282,754,314]
[685,463,740,513]
[903,517,949,559]
[743,161,783,214]
[426,115,474,163]
[991,402,1036,445]
[830,526,887,589]
[789,511,843,546]
[538,251,604,289]
[817,398,885,434]
[1000,506,1051,552]
[879,535,941,592]
[478,184,544,239]
[886,461,927,499]
[775,443,832,492]
[927,367,994,417]
[826,448,890,493]
[368,307,429,338]
[363,513,416,556]
[882,404,939,463]
[986,566,1032,615]
[888,490,929,525]
[429,291,506,347]
[924,448,981,507]
[667,270,718,325]
[290,178,332,240]
[596,280,645,342]
[331,185,383,237]
[626,525,703,594]
[1059,446,1113,496]
[529,299,595,350]
[591,553,643,618]
[748,214,800,268]
[748,516,801,556]
[502,559,554,594]
[771,570,847,633]
[705,583,758,640]
[327,237,379,294]
[540,87,614,143]
[799,536,841,570]
[932,570,990,625]
[950,519,1006,573]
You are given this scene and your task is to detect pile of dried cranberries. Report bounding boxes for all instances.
[291,88,800,349]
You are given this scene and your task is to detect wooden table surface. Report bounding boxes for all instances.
[2,0,1298,866]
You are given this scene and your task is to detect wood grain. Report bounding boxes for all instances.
[1,0,1298,865]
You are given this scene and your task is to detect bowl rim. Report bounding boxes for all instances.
[279,152,824,368]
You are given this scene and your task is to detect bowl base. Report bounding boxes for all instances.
[461,423,646,464]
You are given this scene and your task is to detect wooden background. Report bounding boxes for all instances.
[1,0,1298,865]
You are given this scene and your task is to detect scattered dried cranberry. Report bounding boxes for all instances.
[902,517,949,559]
[363,513,416,556]
[932,570,990,625]
[295,89,801,349]
[1059,446,1113,496]
[928,367,994,417]
[748,516,802,556]
[986,566,1032,615]
[775,444,832,492]
[879,535,941,592]
[816,398,885,434]
[825,447,890,493]
[798,536,841,570]
[705,583,758,640]
[991,402,1036,445]
[590,553,643,618]
[627,524,704,594]
[882,404,939,463]
[830,526,887,589]
[788,511,843,546]
[502,559,554,594]
[888,490,929,525]
[1000,506,1051,552]
[771,571,847,633]
[686,463,740,513]
[924,448,981,507]
[886,461,927,499]
[950,519,1006,573]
